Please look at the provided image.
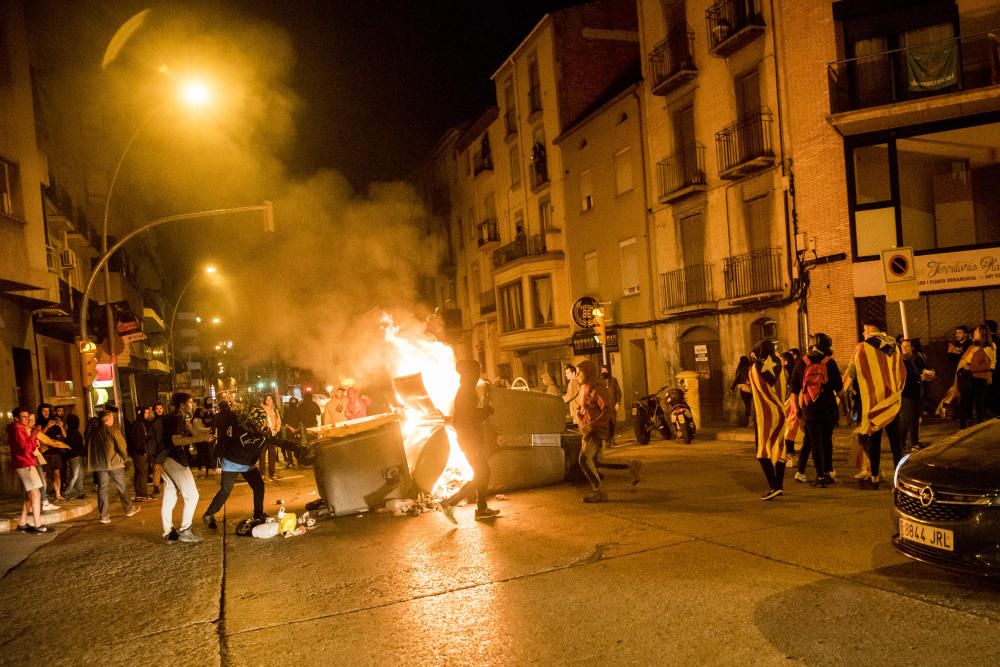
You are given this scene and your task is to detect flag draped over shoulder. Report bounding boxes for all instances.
[848,335,906,436]
[784,396,804,448]
[749,354,787,463]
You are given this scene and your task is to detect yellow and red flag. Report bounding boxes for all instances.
[749,354,787,463]
[847,334,906,436]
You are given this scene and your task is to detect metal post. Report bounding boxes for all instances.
[899,300,910,340]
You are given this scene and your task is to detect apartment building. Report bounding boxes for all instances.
[780,0,1000,401]
[637,0,796,423]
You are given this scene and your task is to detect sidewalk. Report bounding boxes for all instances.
[0,495,97,532]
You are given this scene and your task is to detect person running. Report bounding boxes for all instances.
[203,402,269,531]
[438,359,500,523]
[576,360,615,503]
[159,392,201,543]
[844,318,905,490]
[791,333,842,488]
[9,407,48,533]
[748,340,788,500]
[86,408,141,525]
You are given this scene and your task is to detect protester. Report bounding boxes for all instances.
[62,413,86,499]
[562,365,582,426]
[844,318,905,490]
[86,408,140,525]
[322,387,347,425]
[282,396,302,467]
[345,386,371,420]
[128,406,154,500]
[575,360,614,503]
[9,407,48,533]
[956,323,995,428]
[299,390,321,429]
[791,333,842,487]
[159,392,201,543]
[600,364,623,443]
[748,340,788,500]
[731,356,754,427]
[260,394,282,481]
[438,359,500,523]
[203,401,269,531]
[150,401,166,498]
[899,340,923,452]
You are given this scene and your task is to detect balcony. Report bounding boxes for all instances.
[827,31,1000,133]
[473,148,493,175]
[648,29,698,96]
[477,218,500,246]
[657,144,707,202]
[492,234,547,269]
[479,289,496,314]
[723,248,783,300]
[706,0,765,58]
[716,111,775,180]
[659,264,714,311]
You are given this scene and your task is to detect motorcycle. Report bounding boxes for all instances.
[631,386,672,444]
[665,387,696,444]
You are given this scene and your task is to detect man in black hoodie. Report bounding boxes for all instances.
[202,400,269,530]
[790,333,843,488]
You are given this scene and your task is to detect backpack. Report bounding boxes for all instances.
[800,355,829,407]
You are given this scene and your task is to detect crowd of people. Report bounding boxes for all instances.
[744,318,999,500]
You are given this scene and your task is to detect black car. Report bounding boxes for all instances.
[893,420,1000,577]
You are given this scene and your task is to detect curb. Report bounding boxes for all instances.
[0,498,97,532]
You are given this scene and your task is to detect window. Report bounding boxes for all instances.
[530,276,554,327]
[504,78,517,136]
[1,158,19,217]
[527,55,542,113]
[513,209,524,241]
[499,282,524,332]
[614,147,633,195]
[584,251,599,295]
[484,193,496,221]
[530,127,548,188]
[735,67,761,119]
[853,144,891,205]
[744,194,772,252]
[620,238,640,296]
[509,144,521,188]
[463,150,471,175]
[580,169,594,211]
[539,197,553,232]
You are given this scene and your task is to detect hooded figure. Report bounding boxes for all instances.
[575,360,614,503]
[748,340,787,500]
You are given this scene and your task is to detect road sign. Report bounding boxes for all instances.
[881,247,919,302]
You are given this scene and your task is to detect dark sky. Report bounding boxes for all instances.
[238,1,584,186]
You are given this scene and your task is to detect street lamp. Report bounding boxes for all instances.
[211,317,221,325]
[168,264,218,389]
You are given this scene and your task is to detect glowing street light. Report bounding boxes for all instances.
[195,316,202,324]
[211,317,221,325]
[179,79,213,108]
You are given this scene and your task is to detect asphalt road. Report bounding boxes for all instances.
[1,435,997,666]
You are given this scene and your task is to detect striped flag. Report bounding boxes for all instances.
[784,395,804,449]
[749,354,787,463]
[847,335,906,436]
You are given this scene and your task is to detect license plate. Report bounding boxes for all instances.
[899,517,954,552]
[631,407,638,416]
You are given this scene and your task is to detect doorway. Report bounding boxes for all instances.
[679,326,723,424]
[13,347,36,410]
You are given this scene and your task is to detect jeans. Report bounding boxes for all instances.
[899,397,921,448]
[260,441,278,478]
[959,378,989,428]
[35,464,48,504]
[65,456,85,497]
[96,468,133,520]
[206,468,265,518]
[160,457,199,535]
[444,436,490,512]
[131,453,148,498]
[865,417,902,479]
[801,417,834,477]
[579,433,603,492]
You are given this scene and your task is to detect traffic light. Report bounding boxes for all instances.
[591,307,606,345]
[80,340,98,388]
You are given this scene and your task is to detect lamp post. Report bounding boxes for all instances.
[167,265,217,389]
[79,203,274,415]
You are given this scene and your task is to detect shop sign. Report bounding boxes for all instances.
[853,247,1000,297]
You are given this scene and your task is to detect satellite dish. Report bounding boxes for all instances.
[102,9,151,70]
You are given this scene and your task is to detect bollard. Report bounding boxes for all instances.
[676,370,701,430]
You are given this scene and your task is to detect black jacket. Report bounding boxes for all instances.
[215,409,267,467]
[791,349,843,421]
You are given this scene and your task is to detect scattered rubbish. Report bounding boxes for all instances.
[385,498,418,516]
[251,521,279,539]
[495,494,508,501]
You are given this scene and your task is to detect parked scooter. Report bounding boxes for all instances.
[631,386,671,444]
[665,387,696,444]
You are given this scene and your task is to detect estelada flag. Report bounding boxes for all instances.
[784,396,804,448]
[749,354,787,463]
[847,334,906,436]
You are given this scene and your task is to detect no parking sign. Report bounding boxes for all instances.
[881,247,919,302]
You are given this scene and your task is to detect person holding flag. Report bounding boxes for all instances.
[844,318,906,490]
[748,340,788,500]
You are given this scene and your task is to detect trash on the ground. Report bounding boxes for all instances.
[279,512,297,534]
[298,511,317,529]
[495,494,508,501]
[252,522,279,539]
[385,498,417,516]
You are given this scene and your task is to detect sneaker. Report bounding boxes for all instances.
[583,491,608,503]
[125,506,141,518]
[859,476,881,490]
[99,517,111,524]
[177,527,202,543]
[629,460,642,486]
[474,507,501,521]
[203,514,217,530]
[16,523,28,531]
[794,472,808,483]
[760,488,783,501]
[42,501,60,511]
[164,528,179,543]
[853,469,871,480]
[811,477,829,488]
[823,474,836,484]
[439,503,457,525]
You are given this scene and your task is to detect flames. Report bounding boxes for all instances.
[381,314,474,498]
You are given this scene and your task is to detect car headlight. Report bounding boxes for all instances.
[893,454,910,489]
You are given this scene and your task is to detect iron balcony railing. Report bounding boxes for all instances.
[828,30,1000,114]
[723,248,783,299]
[479,289,497,314]
[657,143,706,200]
[648,29,697,95]
[477,218,499,246]
[716,111,774,178]
[706,0,765,56]
[492,234,546,268]
[659,264,714,310]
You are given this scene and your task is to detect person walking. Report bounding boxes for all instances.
[62,413,87,500]
[438,359,500,523]
[575,360,615,503]
[203,401,269,531]
[791,333,842,488]
[844,318,906,490]
[731,356,754,427]
[748,340,788,500]
[159,392,201,543]
[86,408,141,525]
[128,406,154,501]
[9,407,48,533]
[260,394,282,481]
[600,364,623,443]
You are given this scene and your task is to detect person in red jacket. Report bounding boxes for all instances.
[576,360,614,503]
[8,407,48,533]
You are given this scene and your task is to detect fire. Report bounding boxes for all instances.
[381,314,474,498]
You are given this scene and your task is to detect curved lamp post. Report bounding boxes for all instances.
[167,265,216,390]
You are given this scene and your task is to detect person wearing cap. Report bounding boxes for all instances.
[438,359,500,523]
[86,407,141,525]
